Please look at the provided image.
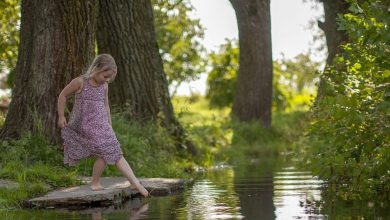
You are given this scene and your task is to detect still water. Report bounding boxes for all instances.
[2,155,389,219]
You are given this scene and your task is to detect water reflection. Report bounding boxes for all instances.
[2,156,389,219]
[233,156,278,219]
[176,157,325,219]
[182,167,244,219]
[90,200,149,220]
[229,156,326,219]
[273,167,324,219]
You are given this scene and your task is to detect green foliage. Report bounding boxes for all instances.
[0,107,215,208]
[172,96,232,166]
[0,130,79,208]
[152,0,206,91]
[222,111,309,166]
[206,40,320,111]
[172,95,308,167]
[1,133,61,166]
[0,112,5,127]
[206,39,238,109]
[273,54,321,111]
[0,0,205,90]
[304,0,389,200]
[0,181,47,209]
[0,0,20,88]
[0,96,309,209]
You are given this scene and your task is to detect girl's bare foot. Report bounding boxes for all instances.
[91,183,105,191]
[135,183,149,197]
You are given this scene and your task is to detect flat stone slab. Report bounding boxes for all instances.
[27,177,192,208]
[0,179,19,189]
[54,197,147,214]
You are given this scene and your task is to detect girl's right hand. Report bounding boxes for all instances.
[58,116,67,129]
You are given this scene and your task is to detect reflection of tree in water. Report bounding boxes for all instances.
[233,157,278,220]
[233,155,327,219]
[183,167,244,219]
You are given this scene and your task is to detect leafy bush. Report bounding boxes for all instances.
[206,40,319,111]
[304,0,389,200]
[206,39,239,109]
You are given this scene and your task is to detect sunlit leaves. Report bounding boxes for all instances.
[0,0,206,91]
[0,0,20,89]
[206,39,238,109]
[206,40,320,111]
[306,0,389,200]
[152,0,206,91]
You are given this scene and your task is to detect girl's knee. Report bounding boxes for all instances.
[97,157,107,164]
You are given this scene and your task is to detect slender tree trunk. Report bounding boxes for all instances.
[97,0,197,155]
[318,0,349,66]
[0,0,98,143]
[229,0,273,128]
[316,0,349,100]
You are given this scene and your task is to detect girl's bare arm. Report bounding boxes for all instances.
[58,77,83,119]
[104,83,112,125]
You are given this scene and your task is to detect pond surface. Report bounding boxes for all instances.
[2,155,389,219]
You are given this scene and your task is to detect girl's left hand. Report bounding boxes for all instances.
[58,116,67,128]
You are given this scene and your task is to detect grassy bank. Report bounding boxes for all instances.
[0,131,80,209]
[0,97,213,208]
[172,95,309,166]
[0,96,308,209]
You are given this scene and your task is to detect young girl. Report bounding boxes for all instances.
[57,54,149,197]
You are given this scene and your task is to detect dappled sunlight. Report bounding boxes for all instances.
[182,166,245,220]
[273,167,324,218]
[61,186,81,193]
[184,180,244,219]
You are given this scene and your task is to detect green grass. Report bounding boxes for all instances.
[172,96,233,165]
[0,95,308,209]
[0,182,48,209]
[0,131,80,209]
[172,95,309,166]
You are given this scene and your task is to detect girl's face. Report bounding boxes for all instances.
[91,67,117,84]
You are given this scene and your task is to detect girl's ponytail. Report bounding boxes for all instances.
[81,54,116,80]
[82,57,97,79]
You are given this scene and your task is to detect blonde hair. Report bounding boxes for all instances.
[83,53,117,83]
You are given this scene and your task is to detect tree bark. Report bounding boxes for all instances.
[316,0,349,100]
[96,0,159,121]
[97,0,197,155]
[229,0,273,128]
[318,0,349,66]
[0,0,98,143]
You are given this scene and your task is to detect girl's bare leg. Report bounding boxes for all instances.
[116,156,149,197]
[91,157,106,191]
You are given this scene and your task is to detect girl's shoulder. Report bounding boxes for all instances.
[103,82,109,94]
[73,76,85,94]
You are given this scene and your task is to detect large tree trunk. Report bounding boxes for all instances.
[97,0,197,155]
[96,0,159,121]
[229,0,273,128]
[316,0,349,100]
[0,0,98,143]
